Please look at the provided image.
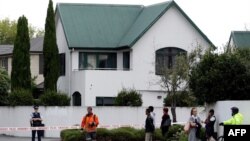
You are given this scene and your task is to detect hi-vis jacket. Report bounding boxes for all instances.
[223,113,244,125]
[81,113,99,132]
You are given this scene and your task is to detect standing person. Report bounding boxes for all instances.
[145,108,155,141]
[81,106,99,141]
[204,109,216,141]
[188,107,202,141]
[160,107,171,137]
[219,106,243,125]
[148,106,156,126]
[30,105,43,141]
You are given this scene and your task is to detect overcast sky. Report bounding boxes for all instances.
[0,0,250,47]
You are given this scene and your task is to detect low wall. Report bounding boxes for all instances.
[0,106,205,137]
[206,100,250,137]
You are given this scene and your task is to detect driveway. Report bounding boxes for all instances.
[0,135,60,141]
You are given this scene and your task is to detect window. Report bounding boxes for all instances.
[123,51,130,70]
[39,54,44,74]
[79,52,117,70]
[72,92,81,106]
[60,53,65,76]
[0,57,8,71]
[96,97,115,106]
[155,47,187,75]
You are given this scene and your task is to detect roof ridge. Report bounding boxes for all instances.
[57,3,143,8]
[144,0,172,7]
[232,31,250,33]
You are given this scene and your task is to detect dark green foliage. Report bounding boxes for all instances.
[0,68,10,105]
[114,89,142,106]
[8,89,33,106]
[43,0,59,91]
[60,126,189,141]
[11,16,31,91]
[190,52,250,104]
[40,91,70,106]
[164,91,198,107]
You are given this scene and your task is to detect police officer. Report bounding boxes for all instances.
[30,105,43,141]
[219,107,243,125]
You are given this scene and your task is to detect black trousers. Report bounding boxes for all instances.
[32,129,42,141]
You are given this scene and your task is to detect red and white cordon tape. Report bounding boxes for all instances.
[0,122,186,132]
[0,126,80,132]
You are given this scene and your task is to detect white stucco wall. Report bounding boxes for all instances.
[30,54,44,85]
[0,106,205,138]
[56,17,70,95]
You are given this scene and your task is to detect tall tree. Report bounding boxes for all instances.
[43,0,59,91]
[0,18,17,44]
[159,47,202,122]
[11,16,31,91]
[0,18,42,44]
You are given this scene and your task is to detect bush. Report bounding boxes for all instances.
[0,68,10,105]
[61,129,84,141]
[114,89,142,106]
[164,91,198,107]
[8,89,33,106]
[40,91,70,106]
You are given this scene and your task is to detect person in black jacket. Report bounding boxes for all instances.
[204,109,216,141]
[160,107,171,137]
[145,108,155,141]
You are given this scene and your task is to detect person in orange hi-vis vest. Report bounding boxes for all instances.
[81,106,99,141]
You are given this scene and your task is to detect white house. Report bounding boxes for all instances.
[55,1,214,106]
[228,31,250,51]
[0,37,44,97]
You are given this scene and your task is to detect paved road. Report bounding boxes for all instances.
[0,135,60,141]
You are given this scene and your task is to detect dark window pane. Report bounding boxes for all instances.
[155,47,187,75]
[79,52,85,69]
[39,54,44,74]
[96,97,115,106]
[59,53,65,76]
[72,92,81,106]
[123,52,130,70]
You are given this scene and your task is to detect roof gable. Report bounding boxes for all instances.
[57,1,214,49]
[230,31,250,48]
[57,3,143,48]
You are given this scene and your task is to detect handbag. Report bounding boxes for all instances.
[184,122,190,134]
[163,118,171,126]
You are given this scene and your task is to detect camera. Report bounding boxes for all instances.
[89,122,95,127]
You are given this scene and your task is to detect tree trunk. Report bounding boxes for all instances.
[171,106,177,122]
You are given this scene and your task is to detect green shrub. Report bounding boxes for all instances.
[40,91,70,106]
[115,89,142,106]
[61,127,164,141]
[8,89,33,106]
[0,68,10,105]
[61,129,85,141]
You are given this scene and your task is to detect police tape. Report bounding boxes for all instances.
[0,122,186,132]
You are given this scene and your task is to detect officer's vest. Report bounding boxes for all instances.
[32,112,42,126]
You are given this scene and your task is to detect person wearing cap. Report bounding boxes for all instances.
[219,107,243,125]
[30,105,43,141]
[81,106,99,141]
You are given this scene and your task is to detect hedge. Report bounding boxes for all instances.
[60,125,198,141]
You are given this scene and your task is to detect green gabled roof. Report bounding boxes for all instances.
[119,1,172,47]
[230,31,250,48]
[56,1,214,49]
[57,3,143,48]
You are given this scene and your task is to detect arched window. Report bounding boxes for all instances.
[72,92,81,106]
[155,47,187,75]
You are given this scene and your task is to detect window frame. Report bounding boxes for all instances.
[155,47,187,75]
